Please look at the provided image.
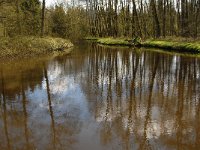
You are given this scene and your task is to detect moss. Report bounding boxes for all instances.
[0,36,73,60]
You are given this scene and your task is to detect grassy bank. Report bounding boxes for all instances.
[85,37,200,54]
[85,37,135,46]
[0,36,73,60]
[97,38,130,46]
[143,40,200,54]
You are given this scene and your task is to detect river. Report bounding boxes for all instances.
[0,42,200,150]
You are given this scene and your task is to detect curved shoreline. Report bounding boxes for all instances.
[0,36,74,61]
[85,37,200,55]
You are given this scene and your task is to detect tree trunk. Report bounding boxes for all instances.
[16,0,21,35]
[163,0,166,37]
[41,0,45,37]
[151,0,161,38]
[132,0,142,37]
[195,0,200,37]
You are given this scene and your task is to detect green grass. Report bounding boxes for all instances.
[85,37,131,45]
[97,38,130,46]
[85,37,200,54]
[84,37,99,41]
[0,36,73,60]
[143,40,200,54]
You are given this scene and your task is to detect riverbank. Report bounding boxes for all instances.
[0,36,74,60]
[143,40,200,54]
[85,37,200,54]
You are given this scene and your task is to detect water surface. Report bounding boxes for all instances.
[0,43,200,150]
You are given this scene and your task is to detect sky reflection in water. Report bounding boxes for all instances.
[0,43,200,150]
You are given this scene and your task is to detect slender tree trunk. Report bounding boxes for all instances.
[16,0,21,35]
[169,0,173,36]
[41,0,45,37]
[195,0,200,37]
[132,0,142,37]
[114,0,118,37]
[181,0,188,37]
[163,0,166,37]
[125,1,130,37]
[151,0,161,38]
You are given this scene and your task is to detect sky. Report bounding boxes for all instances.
[41,0,55,6]
[40,0,81,6]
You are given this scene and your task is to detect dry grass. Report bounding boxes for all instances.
[0,36,73,60]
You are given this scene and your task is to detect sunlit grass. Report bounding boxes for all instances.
[143,40,200,54]
[97,38,130,46]
[0,36,73,59]
[85,37,200,54]
[84,37,99,40]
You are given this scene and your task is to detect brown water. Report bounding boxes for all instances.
[0,43,200,150]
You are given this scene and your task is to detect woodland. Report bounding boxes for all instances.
[0,0,199,40]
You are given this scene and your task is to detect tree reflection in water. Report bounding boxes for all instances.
[0,43,200,150]
[84,44,200,150]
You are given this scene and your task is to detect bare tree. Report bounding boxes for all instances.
[41,0,45,36]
